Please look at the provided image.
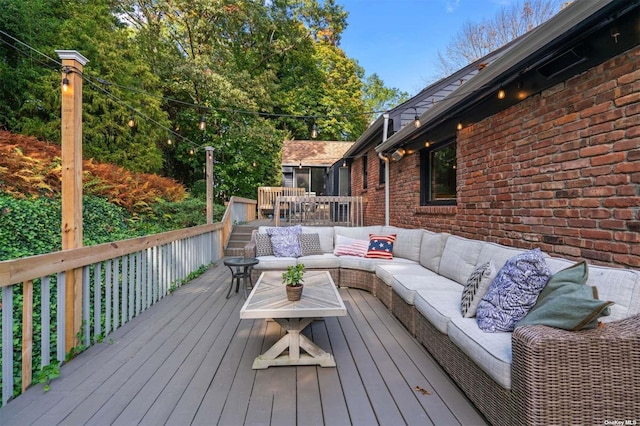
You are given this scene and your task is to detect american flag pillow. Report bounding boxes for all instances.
[365,234,396,260]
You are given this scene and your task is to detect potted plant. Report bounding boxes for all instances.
[282,264,305,301]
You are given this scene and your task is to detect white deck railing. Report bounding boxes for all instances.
[0,196,255,405]
[274,196,364,227]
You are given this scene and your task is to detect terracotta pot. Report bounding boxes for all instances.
[286,284,303,301]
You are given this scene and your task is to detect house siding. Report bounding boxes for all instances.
[355,45,639,269]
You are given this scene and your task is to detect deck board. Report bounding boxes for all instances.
[0,262,487,426]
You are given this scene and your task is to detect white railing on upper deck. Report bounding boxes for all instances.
[0,196,256,405]
[257,187,306,219]
[274,196,364,227]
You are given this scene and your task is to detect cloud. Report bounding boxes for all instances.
[445,0,460,13]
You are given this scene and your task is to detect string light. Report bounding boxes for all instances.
[199,115,206,131]
[410,107,421,128]
[497,85,506,100]
[167,134,172,145]
[0,29,530,162]
[62,68,70,93]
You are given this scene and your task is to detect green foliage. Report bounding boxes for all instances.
[0,195,62,260]
[1,0,404,196]
[65,326,87,362]
[0,192,222,262]
[282,264,305,286]
[362,73,410,122]
[33,361,60,393]
[147,197,224,230]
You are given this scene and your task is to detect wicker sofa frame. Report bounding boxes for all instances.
[245,234,640,425]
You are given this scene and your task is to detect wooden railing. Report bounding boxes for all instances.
[257,187,306,219]
[220,196,257,250]
[274,196,364,227]
[0,196,255,405]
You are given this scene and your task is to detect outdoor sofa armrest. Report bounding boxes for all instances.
[244,229,258,258]
[511,314,640,426]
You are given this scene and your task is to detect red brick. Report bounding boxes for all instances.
[594,174,628,186]
[600,220,627,230]
[583,187,616,197]
[614,92,640,107]
[613,162,640,173]
[580,144,612,157]
[562,158,590,170]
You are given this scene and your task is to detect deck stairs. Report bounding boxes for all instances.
[224,223,258,257]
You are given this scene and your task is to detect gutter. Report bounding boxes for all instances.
[379,113,390,226]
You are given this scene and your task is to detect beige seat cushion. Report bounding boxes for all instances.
[413,285,464,334]
[448,317,513,390]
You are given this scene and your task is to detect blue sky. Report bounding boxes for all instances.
[340,0,515,96]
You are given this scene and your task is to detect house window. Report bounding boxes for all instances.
[294,167,326,195]
[378,157,386,185]
[362,154,368,189]
[420,141,457,205]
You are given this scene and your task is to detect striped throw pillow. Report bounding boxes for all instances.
[334,239,370,257]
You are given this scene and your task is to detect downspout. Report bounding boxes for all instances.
[379,113,390,226]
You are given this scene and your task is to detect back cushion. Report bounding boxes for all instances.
[438,235,483,285]
[585,265,640,322]
[477,242,525,272]
[334,226,383,243]
[419,231,449,273]
[382,226,424,262]
[301,226,334,253]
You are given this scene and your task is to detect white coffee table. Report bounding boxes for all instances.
[240,270,347,369]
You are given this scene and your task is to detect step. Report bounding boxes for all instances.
[227,241,249,249]
[224,247,246,257]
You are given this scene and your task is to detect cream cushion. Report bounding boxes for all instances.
[419,231,449,273]
[334,226,383,242]
[392,274,458,305]
[376,263,437,285]
[438,236,483,285]
[339,256,414,272]
[448,317,513,389]
[382,226,424,262]
[413,284,464,334]
[301,226,334,253]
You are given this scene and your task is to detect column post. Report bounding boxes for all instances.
[56,50,89,353]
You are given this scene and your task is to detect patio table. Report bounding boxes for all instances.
[239,270,347,369]
[224,257,259,299]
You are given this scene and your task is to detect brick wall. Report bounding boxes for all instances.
[356,45,639,269]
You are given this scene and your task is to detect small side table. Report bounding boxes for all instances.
[223,257,259,299]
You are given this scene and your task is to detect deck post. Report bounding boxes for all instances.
[56,50,89,352]
[205,146,214,224]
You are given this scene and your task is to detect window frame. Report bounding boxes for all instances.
[362,154,368,190]
[420,140,457,206]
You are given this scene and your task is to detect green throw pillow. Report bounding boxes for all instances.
[516,261,613,331]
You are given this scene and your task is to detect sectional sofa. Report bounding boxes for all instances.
[244,225,640,426]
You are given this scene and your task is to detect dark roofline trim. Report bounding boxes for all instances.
[376,0,635,154]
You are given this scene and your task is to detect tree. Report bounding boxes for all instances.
[362,73,410,121]
[1,0,403,199]
[433,0,562,78]
[0,0,168,173]
[291,0,348,46]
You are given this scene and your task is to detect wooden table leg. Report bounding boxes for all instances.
[252,318,336,369]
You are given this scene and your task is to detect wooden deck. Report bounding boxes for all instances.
[0,262,487,426]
